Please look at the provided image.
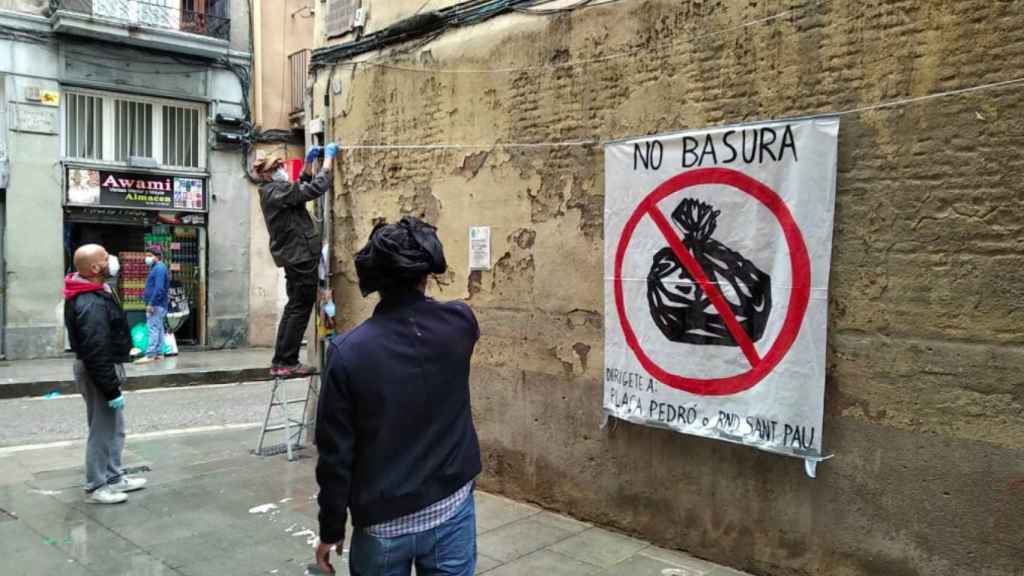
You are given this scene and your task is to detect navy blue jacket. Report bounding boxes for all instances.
[143,261,170,308]
[316,289,482,544]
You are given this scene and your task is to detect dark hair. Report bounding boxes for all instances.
[354,216,447,297]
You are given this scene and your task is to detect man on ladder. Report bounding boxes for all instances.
[253,142,338,377]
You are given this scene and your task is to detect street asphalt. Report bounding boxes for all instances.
[0,380,303,447]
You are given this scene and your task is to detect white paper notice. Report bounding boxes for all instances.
[469,226,491,271]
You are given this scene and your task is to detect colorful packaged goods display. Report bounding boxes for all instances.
[118,251,148,311]
[116,227,198,317]
[171,227,199,310]
[144,230,172,260]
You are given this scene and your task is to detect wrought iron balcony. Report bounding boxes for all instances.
[50,0,230,42]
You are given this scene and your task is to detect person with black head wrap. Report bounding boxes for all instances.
[354,216,448,297]
[315,216,482,576]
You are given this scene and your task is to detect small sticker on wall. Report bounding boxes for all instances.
[469,226,491,271]
[40,90,60,106]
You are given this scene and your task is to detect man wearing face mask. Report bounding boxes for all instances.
[254,143,337,377]
[135,244,170,364]
[64,244,146,504]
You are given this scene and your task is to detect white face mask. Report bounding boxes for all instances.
[272,168,290,182]
[145,256,155,267]
[107,255,120,278]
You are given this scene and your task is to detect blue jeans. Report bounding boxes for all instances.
[350,494,476,576]
[145,305,167,358]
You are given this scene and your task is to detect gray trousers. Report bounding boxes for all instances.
[74,361,126,492]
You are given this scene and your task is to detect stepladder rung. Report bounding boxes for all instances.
[270,398,310,406]
[254,373,322,460]
[266,416,305,430]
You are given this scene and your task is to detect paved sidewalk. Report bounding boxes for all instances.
[0,427,749,576]
[0,347,276,399]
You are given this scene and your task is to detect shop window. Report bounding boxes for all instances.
[65,93,104,160]
[115,99,154,162]
[162,105,201,168]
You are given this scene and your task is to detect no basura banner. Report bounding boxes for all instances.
[603,118,839,458]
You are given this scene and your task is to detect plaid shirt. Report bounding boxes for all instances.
[367,481,474,538]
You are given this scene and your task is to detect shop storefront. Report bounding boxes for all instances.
[63,166,208,346]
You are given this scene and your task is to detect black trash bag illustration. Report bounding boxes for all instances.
[647,198,772,346]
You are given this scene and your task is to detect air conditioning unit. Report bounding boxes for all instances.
[93,0,181,30]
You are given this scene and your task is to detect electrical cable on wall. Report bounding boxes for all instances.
[513,0,626,15]
[327,74,1024,151]
[311,0,544,68]
[328,4,808,74]
[0,24,53,44]
[311,0,819,70]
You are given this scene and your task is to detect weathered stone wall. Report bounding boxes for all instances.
[317,2,1024,574]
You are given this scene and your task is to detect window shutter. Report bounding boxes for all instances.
[326,0,360,38]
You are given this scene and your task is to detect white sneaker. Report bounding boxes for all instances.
[109,477,147,493]
[88,486,127,505]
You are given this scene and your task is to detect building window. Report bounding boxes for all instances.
[65,93,103,160]
[326,0,360,38]
[289,50,310,115]
[163,105,201,168]
[63,90,206,169]
[115,99,153,161]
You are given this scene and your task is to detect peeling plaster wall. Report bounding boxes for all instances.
[318,2,1024,575]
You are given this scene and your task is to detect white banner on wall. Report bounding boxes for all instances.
[603,118,839,458]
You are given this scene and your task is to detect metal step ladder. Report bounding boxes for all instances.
[253,373,320,461]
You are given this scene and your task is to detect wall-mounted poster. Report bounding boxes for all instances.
[67,168,100,205]
[603,118,839,461]
[173,178,204,210]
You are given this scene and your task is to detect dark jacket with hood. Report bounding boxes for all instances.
[63,274,133,400]
[257,169,332,269]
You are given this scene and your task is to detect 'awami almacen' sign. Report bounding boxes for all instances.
[65,167,206,212]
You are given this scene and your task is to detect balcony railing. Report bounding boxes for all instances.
[50,0,230,41]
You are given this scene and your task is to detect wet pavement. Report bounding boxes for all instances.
[0,380,281,447]
[0,427,749,576]
[0,348,276,399]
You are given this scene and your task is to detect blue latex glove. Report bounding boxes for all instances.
[325,143,339,159]
[108,395,125,410]
[305,145,323,163]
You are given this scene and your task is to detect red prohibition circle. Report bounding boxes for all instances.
[613,167,811,396]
